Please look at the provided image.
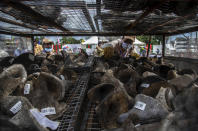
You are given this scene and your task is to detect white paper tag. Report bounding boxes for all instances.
[60,75,65,80]
[29,54,35,61]
[24,84,31,94]
[135,124,141,127]
[141,83,150,88]
[10,101,22,114]
[134,101,146,111]
[41,107,56,116]
[9,58,14,64]
[30,109,59,130]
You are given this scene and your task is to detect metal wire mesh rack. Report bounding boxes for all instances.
[1,0,198,36]
[57,72,91,131]
[84,56,95,68]
[84,103,104,131]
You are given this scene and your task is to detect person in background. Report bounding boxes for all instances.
[96,41,104,57]
[42,38,54,55]
[14,39,21,57]
[34,40,43,55]
[142,47,146,57]
[14,47,21,57]
[21,46,28,54]
[156,48,160,55]
[115,38,134,58]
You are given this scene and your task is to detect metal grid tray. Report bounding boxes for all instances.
[84,103,104,131]
[57,72,91,131]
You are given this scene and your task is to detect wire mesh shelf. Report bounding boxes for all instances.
[57,72,90,131]
[1,0,198,35]
[84,103,104,131]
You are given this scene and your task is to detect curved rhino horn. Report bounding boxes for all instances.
[88,83,115,103]
[39,72,65,100]
[0,64,27,98]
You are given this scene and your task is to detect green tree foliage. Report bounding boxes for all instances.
[60,37,82,44]
[136,35,162,45]
[34,36,44,42]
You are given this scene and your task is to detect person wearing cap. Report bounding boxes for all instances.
[96,41,104,57]
[42,38,54,55]
[34,40,43,55]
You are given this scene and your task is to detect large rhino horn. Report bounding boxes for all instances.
[0,64,27,98]
[39,72,65,101]
[96,90,131,129]
[88,83,115,103]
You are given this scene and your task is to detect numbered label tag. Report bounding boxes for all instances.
[24,84,31,94]
[29,54,35,61]
[41,107,56,116]
[60,75,65,80]
[30,109,59,130]
[10,101,22,114]
[141,83,150,88]
[134,101,146,111]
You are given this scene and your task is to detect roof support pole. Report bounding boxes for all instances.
[162,35,166,57]
[95,0,101,32]
[81,6,96,32]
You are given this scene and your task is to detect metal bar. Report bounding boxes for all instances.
[16,1,102,8]
[0,27,33,37]
[147,35,152,57]
[94,17,99,32]
[1,0,71,33]
[165,26,198,36]
[162,35,165,57]
[81,7,96,32]
[0,26,26,34]
[95,0,101,32]
[0,16,49,33]
[0,30,22,36]
[145,13,195,33]
[0,9,54,33]
[20,1,86,7]
[26,32,167,36]
[164,56,198,63]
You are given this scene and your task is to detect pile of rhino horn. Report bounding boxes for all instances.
[88,56,198,131]
[0,51,90,130]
